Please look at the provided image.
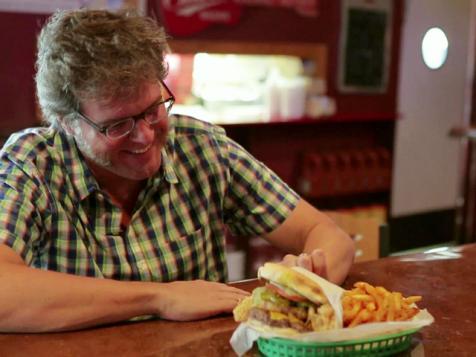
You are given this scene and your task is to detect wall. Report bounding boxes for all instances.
[0,12,48,138]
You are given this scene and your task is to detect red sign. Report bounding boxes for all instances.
[160,0,319,36]
[236,0,319,17]
[159,1,242,36]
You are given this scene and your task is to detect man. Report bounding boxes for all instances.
[0,9,355,332]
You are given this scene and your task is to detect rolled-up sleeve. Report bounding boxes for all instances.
[222,138,299,237]
[0,162,44,264]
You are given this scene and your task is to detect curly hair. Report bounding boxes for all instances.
[35,9,169,128]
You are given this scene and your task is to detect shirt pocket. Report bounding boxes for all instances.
[158,226,208,281]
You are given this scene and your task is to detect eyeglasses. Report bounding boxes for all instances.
[76,80,175,140]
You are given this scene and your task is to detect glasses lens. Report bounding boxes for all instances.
[106,119,135,138]
[165,98,174,113]
[145,98,173,125]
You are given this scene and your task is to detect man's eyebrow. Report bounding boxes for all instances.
[131,97,164,116]
[100,116,130,126]
[102,96,164,125]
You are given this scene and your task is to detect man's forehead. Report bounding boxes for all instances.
[85,81,162,104]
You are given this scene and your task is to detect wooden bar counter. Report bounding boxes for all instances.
[1,244,475,356]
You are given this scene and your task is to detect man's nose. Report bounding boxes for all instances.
[129,118,155,142]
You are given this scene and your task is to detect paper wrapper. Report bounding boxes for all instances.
[230,267,435,356]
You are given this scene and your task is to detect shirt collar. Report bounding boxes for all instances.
[58,131,101,202]
[150,118,179,187]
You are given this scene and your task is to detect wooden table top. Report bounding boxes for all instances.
[1,243,475,356]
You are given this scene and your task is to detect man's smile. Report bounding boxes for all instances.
[128,143,153,154]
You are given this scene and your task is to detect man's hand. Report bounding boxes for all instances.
[157,280,250,321]
[280,248,328,279]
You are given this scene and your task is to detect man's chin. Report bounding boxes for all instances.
[118,163,161,181]
[122,170,158,181]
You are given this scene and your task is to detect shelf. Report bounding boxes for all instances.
[218,113,398,127]
[305,191,391,211]
[168,39,328,78]
[172,106,398,127]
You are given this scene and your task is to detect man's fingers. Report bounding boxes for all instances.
[297,253,312,271]
[214,289,251,311]
[281,254,297,266]
[158,280,252,321]
[310,249,328,278]
[279,251,328,277]
[223,285,250,296]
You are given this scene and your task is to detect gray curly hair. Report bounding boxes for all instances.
[35,9,169,129]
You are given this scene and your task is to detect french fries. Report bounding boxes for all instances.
[342,282,421,327]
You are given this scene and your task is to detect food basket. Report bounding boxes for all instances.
[256,328,419,357]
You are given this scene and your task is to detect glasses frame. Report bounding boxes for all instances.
[75,79,175,140]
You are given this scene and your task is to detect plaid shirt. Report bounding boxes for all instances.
[0,115,298,282]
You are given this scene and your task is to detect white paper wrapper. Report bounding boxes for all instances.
[230,267,435,356]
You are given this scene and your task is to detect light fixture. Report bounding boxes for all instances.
[421,27,449,70]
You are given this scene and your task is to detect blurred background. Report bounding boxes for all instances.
[1,0,475,280]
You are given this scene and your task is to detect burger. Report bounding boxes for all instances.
[233,262,339,335]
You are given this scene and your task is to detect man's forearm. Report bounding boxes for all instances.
[0,249,249,332]
[263,199,356,284]
[0,263,158,332]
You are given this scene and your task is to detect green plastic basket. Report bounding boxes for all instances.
[257,328,419,357]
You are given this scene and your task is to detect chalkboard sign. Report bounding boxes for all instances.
[338,0,392,93]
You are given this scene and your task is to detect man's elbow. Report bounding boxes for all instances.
[347,239,357,272]
[342,230,356,262]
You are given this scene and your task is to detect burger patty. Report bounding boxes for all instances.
[248,307,311,332]
[259,301,310,320]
